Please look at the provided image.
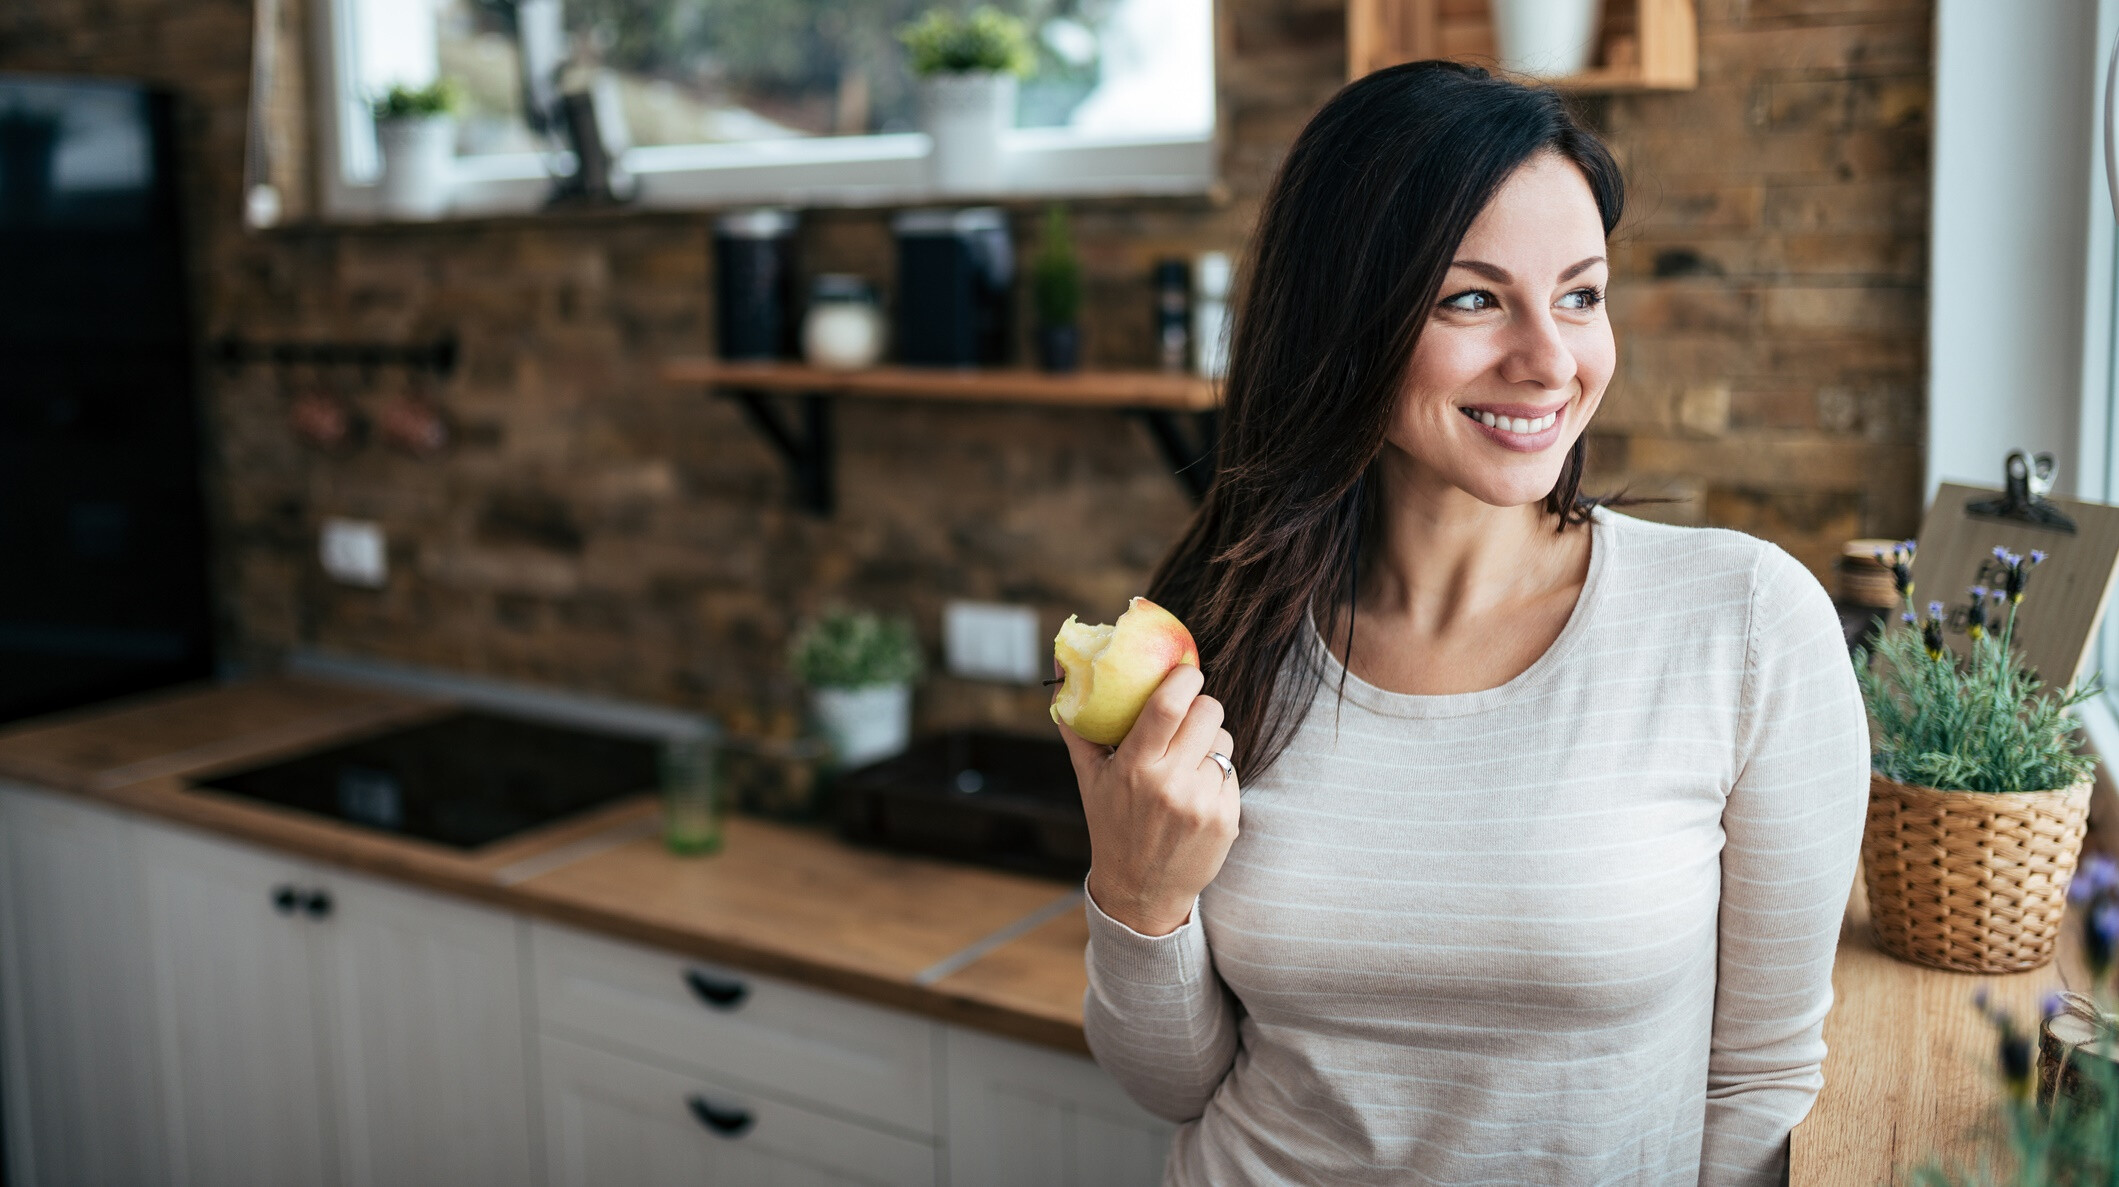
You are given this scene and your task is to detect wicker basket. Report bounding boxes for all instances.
[1861,772,2093,973]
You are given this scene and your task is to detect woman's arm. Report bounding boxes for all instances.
[1061,665,1245,1122]
[1699,546,1870,1186]
[1082,888,1242,1122]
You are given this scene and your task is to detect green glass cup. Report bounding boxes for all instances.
[660,729,725,856]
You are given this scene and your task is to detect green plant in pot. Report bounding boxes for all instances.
[900,6,1032,193]
[370,80,460,220]
[789,609,924,769]
[1032,204,1083,372]
[1856,541,2100,974]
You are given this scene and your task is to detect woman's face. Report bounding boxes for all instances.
[1386,151,1614,509]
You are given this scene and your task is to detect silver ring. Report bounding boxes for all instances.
[1207,751,1236,782]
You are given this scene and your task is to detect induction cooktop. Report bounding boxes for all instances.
[192,709,662,850]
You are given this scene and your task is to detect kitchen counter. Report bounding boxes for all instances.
[0,676,2087,1171]
[0,676,1096,1052]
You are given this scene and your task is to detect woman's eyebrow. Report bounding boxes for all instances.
[1446,256,1607,284]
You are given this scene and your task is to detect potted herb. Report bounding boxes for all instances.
[1031,204,1082,372]
[789,609,924,769]
[371,81,459,220]
[900,6,1032,193]
[1856,542,2100,973]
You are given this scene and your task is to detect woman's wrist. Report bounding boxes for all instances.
[1087,869,1194,937]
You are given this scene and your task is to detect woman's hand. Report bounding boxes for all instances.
[1058,665,1241,938]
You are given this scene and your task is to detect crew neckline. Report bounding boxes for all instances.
[1304,504,1616,720]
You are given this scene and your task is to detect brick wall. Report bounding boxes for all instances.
[0,0,1929,736]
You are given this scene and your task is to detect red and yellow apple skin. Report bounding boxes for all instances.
[1049,596,1201,746]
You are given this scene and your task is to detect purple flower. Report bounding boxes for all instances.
[2030,550,2048,565]
[1974,986,1992,1012]
[2044,991,2068,1019]
[2071,853,2119,903]
[1928,601,1944,618]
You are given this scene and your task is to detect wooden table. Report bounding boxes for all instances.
[1793,876,2089,1183]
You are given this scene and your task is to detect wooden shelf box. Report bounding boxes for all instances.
[1348,0,1698,92]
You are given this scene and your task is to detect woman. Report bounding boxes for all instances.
[1058,62,1869,1185]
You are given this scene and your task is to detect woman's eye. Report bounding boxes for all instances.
[1440,290,1497,313]
[1558,286,1605,311]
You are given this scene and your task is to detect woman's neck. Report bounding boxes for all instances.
[1331,452,1591,693]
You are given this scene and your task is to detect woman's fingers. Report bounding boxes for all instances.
[1116,664,1206,765]
[1164,693,1226,770]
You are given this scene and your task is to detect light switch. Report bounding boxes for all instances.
[943,600,1041,684]
[320,518,388,588]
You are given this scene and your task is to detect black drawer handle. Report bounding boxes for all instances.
[272,885,301,915]
[684,968,748,1010]
[302,889,333,919]
[686,1094,754,1138]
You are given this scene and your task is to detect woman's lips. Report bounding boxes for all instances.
[1459,403,1565,452]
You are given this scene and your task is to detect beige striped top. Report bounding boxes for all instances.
[1083,505,1870,1186]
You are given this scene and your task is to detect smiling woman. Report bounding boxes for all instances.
[1057,61,1870,1186]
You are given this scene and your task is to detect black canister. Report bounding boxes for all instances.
[713,208,797,359]
[893,208,1013,367]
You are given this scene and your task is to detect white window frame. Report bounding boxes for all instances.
[1927,0,2119,767]
[309,0,1220,222]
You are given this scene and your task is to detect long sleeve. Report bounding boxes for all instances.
[1698,546,1871,1185]
[1081,884,1241,1123]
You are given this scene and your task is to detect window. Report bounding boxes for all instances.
[315,0,1217,219]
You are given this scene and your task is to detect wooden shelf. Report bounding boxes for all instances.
[1348,0,1698,92]
[658,360,1218,413]
[661,359,1220,513]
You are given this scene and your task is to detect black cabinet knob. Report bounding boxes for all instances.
[686,1094,754,1138]
[683,968,748,1010]
[301,889,333,919]
[272,885,300,915]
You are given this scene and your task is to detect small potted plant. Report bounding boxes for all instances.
[789,609,924,769]
[371,80,459,220]
[900,6,1032,193]
[1031,204,1082,372]
[1857,541,2100,974]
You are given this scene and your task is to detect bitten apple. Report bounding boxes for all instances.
[1049,597,1201,746]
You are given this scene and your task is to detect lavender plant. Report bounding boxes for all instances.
[1918,855,2119,1185]
[1856,543,2098,794]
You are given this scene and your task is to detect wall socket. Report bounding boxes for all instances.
[319,518,388,588]
[943,600,1041,684]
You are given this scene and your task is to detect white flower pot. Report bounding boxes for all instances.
[918,72,1016,194]
[811,683,913,769]
[375,115,456,220]
[1491,0,1606,79]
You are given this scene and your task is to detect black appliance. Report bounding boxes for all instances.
[835,730,1087,878]
[892,208,1013,366]
[713,207,797,359]
[0,75,214,724]
[193,709,663,850]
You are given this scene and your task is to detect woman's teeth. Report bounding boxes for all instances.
[1462,408,1558,434]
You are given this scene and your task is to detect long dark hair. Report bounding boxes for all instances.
[1147,61,1625,778]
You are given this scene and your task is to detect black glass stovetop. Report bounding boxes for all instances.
[193,709,662,850]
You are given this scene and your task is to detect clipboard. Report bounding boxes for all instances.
[1909,456,2119,689]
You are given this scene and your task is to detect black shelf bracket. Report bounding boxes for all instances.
[707,385,1214,515]
[725,390,834,514]
[1135,409,1219,505]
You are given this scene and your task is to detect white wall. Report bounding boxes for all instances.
[1927,0,2110,501]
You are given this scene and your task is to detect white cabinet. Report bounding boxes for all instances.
[944,1027,1173,1187]
[0,783,170,1187]
[541,1035,938,1187]
[135,818,537,1187]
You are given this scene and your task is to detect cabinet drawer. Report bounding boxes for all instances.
[530,922,939,1135]
[540,1033,937,1187]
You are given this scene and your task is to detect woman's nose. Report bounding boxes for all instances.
[1499,310,1575,392]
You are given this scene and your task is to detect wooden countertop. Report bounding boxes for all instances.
[1791,875,2085,1181]
[0,677,2083,1165]
[0,677,1095,1052]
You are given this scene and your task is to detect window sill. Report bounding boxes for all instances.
[311,130,1220,225]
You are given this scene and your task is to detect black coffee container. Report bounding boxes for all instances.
[893,208,1013,366]
[713,208,797,359]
